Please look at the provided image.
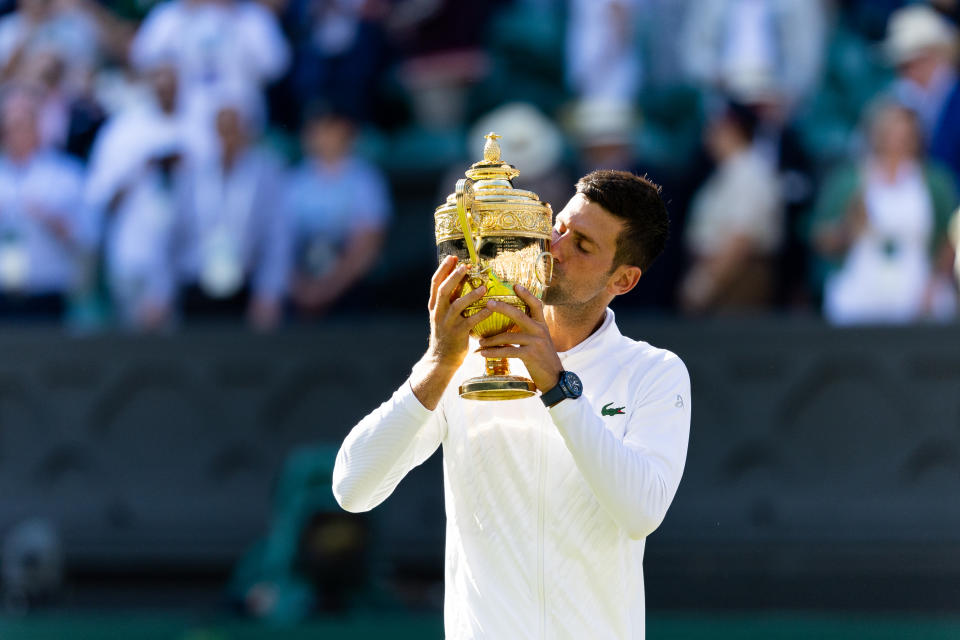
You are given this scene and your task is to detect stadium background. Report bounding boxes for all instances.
[0,0,959,637]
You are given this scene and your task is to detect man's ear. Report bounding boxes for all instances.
[607,264,642,296]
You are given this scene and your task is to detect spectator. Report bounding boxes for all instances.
[681,101,783,313]
[130,0,290,161]
[85,62,186,330]
[0,0,108,156]
[565,0,642,101]
[680,0,827,111]
[16,45,106,160]
[0,87,92,320]
[0,0,100,88]
[810,101,958,325]
[730,71,817,308]
[174,99,290,330]
[884,4,960,186]
[286,105,389,317]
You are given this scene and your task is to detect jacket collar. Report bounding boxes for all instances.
[558,307,620,366]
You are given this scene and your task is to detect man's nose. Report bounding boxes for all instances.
[550,229,566,262]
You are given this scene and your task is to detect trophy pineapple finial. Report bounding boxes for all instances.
[483,132,502,163]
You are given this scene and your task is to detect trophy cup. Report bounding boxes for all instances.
[434,133,554,400]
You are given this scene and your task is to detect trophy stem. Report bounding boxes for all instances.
[485,357,510,377]
[459,357,537,401]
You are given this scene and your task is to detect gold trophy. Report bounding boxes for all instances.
[434,132,554,400]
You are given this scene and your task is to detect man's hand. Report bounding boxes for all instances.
[478,284,563,393]
[411,256,492,410]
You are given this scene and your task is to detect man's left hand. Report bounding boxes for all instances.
[478,285,563,393]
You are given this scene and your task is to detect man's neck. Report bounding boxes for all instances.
[544,299,609,353]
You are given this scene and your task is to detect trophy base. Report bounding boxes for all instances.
[459,375,537,401]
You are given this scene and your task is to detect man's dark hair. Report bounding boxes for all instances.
[301,99,356,129]
[575,170,669,273]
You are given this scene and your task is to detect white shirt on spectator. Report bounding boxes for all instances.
[0,150,92,294]
[686,148,783,257]
[174,147,291,304]
[824,161,944,325]
[86,99,190,320]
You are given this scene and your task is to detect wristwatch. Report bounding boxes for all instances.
[540,370,583,408]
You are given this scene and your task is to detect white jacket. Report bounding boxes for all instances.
[333,309,691,639]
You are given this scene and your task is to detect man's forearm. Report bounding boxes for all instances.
[410,352,460,411]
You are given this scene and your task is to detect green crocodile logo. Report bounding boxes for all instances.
[601,402,625,416]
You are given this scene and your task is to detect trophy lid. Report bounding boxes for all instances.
[434,132,553,243]
[465,133,520,183]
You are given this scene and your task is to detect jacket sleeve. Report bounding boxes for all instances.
[332,380,445,513]
[548,356,691,539]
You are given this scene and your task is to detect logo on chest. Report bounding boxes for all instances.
[601,402,625,416]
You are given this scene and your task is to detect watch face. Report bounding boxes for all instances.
[563,372,583,397]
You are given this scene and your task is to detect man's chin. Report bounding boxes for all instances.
[542,286,566,305]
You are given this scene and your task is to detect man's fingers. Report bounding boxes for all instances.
[514,285,545,323]
[432,255,458,285]
[465,307,493,329]
[478,332,532,347]
[429,256,458,310]
[449,285,486,317]
[479,345,521,359]
[436,264,468,313]
[487,299,538,333]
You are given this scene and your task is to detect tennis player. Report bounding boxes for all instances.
[334,169,691,639]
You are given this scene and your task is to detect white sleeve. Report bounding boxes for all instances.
[237,3,290,83]
[548,356,691,539]
[84,118,139,213]
[333,379,445,513]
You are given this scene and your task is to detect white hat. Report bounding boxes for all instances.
[722,64,783,104]
[469,102,564,179]
[884,5,957,64]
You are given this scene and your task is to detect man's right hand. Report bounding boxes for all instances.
[411,255,491,410]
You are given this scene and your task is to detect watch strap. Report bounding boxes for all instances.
[541,370,582,408]
[540,376,566,407]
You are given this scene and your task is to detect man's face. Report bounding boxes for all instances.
[149,66,178,113]
[304,116,354,162]
[216,107,245,148]
[543,193,625,306]
[872,106,920,159]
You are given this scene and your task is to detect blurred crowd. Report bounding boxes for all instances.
[0,0,955,330]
